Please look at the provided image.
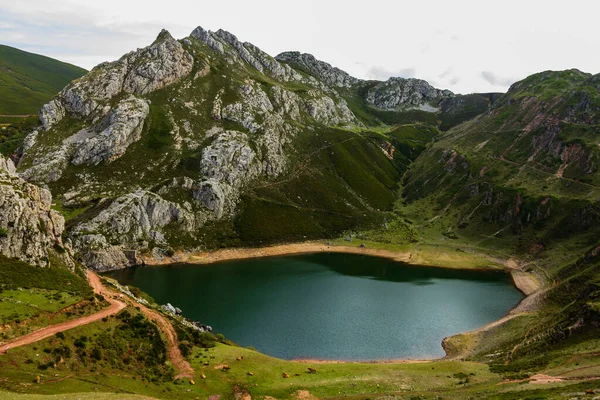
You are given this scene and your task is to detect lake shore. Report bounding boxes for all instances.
[141,240,539,295]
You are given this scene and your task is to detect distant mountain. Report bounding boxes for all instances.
[0,44,87,114]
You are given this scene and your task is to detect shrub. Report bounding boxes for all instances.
[178,342,192,358]
[74,336,88,348]
[0,227,8,237]
[90,347,102,361]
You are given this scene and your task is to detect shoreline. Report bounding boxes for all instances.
[141,241,538,295]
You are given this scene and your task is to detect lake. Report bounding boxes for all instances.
[107,252,523,360]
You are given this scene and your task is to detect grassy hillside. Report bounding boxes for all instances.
[0,116,39,157]
[369,69,600,378]
[0,45,86,114]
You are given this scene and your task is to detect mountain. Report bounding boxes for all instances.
[0,44,87,115]
[16,27,493,271]
[402,68,600,263]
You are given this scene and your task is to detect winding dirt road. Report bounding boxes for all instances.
[0,272,126,354]
[0,272,193,379]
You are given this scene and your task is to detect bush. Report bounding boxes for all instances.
[146,106,173,150]
[128,286,142,298]
[90,347,102,361]
[0,227,8,237]
[55,331,65,340]
[178,342,192,358]
[74,336,88,349]
[52,345,71,359]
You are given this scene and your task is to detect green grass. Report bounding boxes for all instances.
[0,116,39,156]
[0,255,91,296]
[232,127,403,246]
[0,289,82,324]
[0,45,86,114]
[0,392,153,400]
[2,321,598,399]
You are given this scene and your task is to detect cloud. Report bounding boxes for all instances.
[365,66,417,81]
[436,67,461,87]
[0,6,188,69]
[438,68,453,79]
[480,71,515,87]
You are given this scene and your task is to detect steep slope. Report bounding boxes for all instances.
[0,45,87,114]
[401,69,600,262]
[396,69,600,372]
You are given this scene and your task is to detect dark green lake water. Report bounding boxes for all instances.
[107,253,523,360]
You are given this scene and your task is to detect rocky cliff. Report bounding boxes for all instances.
[365,77,454,111]
[0,155,71,268]
[275,51,359,88]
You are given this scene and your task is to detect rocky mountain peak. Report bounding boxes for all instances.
[275,51,359,88]
[38,28,192,131]
[154,28,175,43]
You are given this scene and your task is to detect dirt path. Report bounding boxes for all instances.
[126,298,194,379]
[0,273,126,354]
[92,274,193,379]
[0,273,193,379]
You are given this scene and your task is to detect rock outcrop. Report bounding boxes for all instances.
[365,77,453,111]
[39,29,192,130]
[70,96,150,165]
[275,51,359,88]
[191,27,303,83]
[20,30,192,184]
[70,190,195,271]
[0,156,68,267]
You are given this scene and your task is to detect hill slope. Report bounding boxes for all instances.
[392,68,600,374]
[0,45,86,114]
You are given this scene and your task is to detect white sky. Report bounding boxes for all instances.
[1,0,598,94]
